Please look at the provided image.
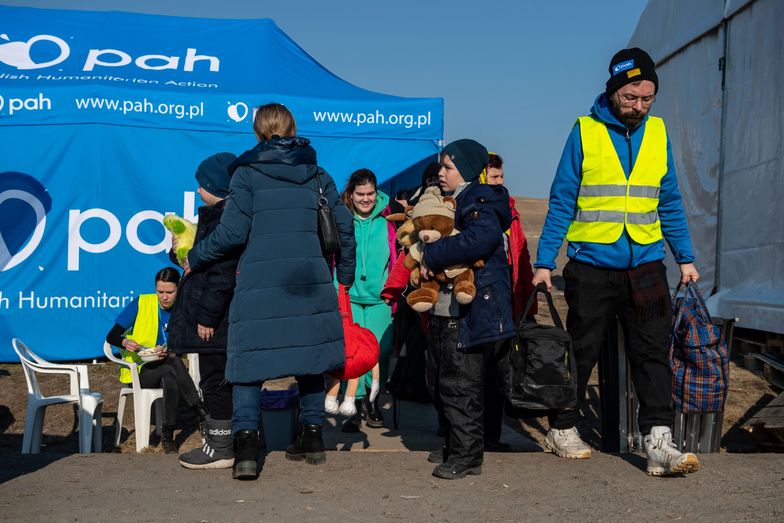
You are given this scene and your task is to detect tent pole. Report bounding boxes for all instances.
[714,17,730,296]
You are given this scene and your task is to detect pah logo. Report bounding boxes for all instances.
[0,32,220,73]
[0,172,52,272]
[227,102,260,124]
[227,102,248,123]
[0,33,70,70]
[226,102,248,122]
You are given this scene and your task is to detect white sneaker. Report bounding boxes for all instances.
[544,427,592,459]
[324,395,340,415]
[338,397,357,417]
[644,426,700,476]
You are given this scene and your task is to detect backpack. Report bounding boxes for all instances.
[504,283,577,411]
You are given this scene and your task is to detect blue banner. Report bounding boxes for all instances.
[0,6,443,362]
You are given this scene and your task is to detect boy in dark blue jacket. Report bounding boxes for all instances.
[422,139,516,479]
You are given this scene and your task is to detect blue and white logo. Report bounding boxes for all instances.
[0,172,52,271]
[612,59,635,76]
[0,33,70,70]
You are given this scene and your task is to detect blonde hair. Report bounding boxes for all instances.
[253,103,297,141]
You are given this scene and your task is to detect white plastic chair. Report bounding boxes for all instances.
[187,353,201,392]
[12,338,103,454]
[103,341,164,452]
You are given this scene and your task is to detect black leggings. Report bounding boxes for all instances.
[198,352,232,420]
[139,355,201,428]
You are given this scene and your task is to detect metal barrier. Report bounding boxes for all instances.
[599,317,735,453]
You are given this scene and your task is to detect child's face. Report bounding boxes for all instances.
[438,154,465,193]
[197,186,221,206]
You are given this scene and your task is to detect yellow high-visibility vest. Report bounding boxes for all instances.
[565,115,667,245]
[119,293,159,384]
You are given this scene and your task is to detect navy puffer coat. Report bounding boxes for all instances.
[424,182,516,349]
[188,137,356,383]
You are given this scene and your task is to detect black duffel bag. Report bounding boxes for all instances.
[504,282,577,411]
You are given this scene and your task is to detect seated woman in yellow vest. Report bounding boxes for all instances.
[105,267,205,453]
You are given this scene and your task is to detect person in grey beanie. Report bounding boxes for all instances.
[168,151,241,470]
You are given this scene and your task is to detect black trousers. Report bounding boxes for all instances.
[139,355,201,428]
[483,339,508,444]
[550,260,674,434]
[198,352,232,420]
[426,316,509,467]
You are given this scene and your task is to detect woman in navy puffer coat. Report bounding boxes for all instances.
[187,104,355,479]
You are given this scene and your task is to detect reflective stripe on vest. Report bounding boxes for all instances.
[119,294,159,384]
[566,115,667,245]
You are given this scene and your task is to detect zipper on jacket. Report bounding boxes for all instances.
[625,127,634,269]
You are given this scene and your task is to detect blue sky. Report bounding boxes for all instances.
[2,0,649,197]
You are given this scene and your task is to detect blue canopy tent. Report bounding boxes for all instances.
[0,6,443,362]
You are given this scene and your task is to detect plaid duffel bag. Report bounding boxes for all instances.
[669,281,730,413]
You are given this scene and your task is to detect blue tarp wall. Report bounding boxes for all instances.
[0,6,443,362]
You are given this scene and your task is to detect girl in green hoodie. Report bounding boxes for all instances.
[325,169,397,430]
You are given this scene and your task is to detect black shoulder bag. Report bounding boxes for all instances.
[315,170,341,256]
[504,283,577,411]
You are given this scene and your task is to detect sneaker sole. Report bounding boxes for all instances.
[364,419,384,429]
[432,465,482,480]
[285,451,327,465]
[179,457,235,470]
[647,454,700,476]
[544,440,592,459]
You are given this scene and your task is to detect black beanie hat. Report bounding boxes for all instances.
[195,152,237,199]
[605,47,658,95]
[441,139,488,183]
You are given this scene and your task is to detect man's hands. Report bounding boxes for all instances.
[533,263,699,289]
[532,268,552,291]
[679,263,699,285]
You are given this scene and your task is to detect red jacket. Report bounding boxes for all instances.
[509,198,537,319]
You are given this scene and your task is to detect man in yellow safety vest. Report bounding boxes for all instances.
[533,48,700,477]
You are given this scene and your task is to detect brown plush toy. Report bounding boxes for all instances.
[402,187,483,313]
[385,206,417,250]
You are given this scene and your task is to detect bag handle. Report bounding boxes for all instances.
[685,280,712,323]
[337,284,353,324]
[673,280,711,328]
[522,282,564,330]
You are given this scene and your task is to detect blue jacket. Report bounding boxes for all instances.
[188,137,356,383]
[424,182,516,349]
[535,93,695,270]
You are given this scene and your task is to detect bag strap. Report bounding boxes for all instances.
[685,280,712,323]
[315,170,328,209]
[672,282,688,333]
[522,282,564,330]
[337,284,353,324]
[672,280,711,332]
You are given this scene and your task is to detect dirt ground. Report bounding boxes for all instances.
[1,197,782,521]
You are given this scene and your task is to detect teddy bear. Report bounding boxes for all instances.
[401,187,483,313]
[385,206,416,249]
